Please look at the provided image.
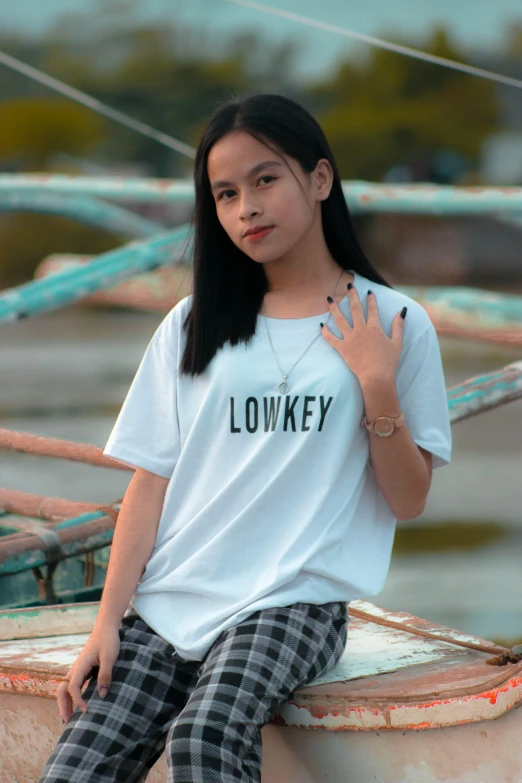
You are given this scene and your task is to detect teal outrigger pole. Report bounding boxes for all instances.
[3,174,522,212]
[1,177,522,326]
[0,224,193,324]
[0,188,164,238]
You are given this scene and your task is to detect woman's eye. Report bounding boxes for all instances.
[217,176,275,201]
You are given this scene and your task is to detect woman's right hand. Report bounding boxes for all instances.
[57,625,121,725]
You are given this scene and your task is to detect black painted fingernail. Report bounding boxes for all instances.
[367,289,372,296]
[326,295,333,303]
[62,719,65,724]
[319,322,324,327]
[401,306,407,319]
[347,282,353,290]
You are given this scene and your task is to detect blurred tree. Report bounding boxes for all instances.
[0,213,122,288]
[36,12,300,177]
[507,24,522,58]
[87,28,251,177]
[307,28,499,180]
[0,17,504,285]
[0,10,303,285]
[0,38,50,101]
[0,97,104,169]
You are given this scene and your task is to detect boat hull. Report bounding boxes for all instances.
[1,600,521,782]
[1,690,521,783]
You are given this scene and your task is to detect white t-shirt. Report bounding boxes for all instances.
[103,268,452,660]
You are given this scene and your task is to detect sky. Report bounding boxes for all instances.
[1,0,521,80]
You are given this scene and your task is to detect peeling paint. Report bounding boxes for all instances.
[1,599,522,744]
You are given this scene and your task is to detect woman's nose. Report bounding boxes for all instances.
[238,199,261,220]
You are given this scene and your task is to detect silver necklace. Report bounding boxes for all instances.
[262,269,345,395]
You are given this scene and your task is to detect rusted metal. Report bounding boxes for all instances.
[405,286,522,347]
[0,602,98,641]
[0,428,132,471]
[33,255,522,347]
[1,600,521,782]
[32,562,60,604]
[0,187,163,237]
[346,181,522,213]
[0,488,119,521]
[0,174,195,203]
[1,599,520,725]
[447,360,522,422]
[34,254,193,313]
[4,174,522,213]
[0,226,192,324]
[347,604,509,660]
[0,510,115,576]
[424,318,522,346]
[2,174,522,342]
[279,665,522,732]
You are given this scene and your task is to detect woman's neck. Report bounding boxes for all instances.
[260,267,354,319]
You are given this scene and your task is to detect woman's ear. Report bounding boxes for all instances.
[313,158,334,201]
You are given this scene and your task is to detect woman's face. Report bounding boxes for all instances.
[207,130,331,264]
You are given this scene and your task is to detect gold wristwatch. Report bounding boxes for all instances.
[361,411,405,438]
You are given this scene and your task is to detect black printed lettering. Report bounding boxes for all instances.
[283,395,299,432]
[263,396,282,432]
[230,397,241,433]
[301,396,316,432]
[230,394,334,434]
[318,396,333,431]
[245,397,259,433]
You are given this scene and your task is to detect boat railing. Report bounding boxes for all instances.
[0,176,521,343]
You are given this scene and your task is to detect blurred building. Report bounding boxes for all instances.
[477,57,522,184]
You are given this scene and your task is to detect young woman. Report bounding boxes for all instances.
[39,92,451,783]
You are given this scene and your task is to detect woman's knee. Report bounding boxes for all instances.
[166,707,253,758]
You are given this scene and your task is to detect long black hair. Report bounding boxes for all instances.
[180,92,393,378]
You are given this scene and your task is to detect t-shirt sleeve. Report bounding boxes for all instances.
[102,310,181,479]
[395,322,452,469]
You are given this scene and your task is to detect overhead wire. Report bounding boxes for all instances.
[229,0,522,91]
[0,49,196,159]
[1,2,521,167]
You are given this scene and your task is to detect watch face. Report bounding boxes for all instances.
[375,417,394,437]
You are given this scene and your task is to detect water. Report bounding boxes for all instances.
[1,306,521,643]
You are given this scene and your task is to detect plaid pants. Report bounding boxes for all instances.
[39,600,349,783]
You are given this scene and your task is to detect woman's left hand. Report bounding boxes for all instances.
[320,286,407,384]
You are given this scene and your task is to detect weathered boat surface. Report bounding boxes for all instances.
[1,599,521,783]
[33,255,522,349]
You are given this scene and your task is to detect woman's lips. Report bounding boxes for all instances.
[244,226,274,243]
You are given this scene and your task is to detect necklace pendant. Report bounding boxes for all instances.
[278,379,290,394]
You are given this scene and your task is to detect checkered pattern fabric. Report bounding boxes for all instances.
[39,600,349,783]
